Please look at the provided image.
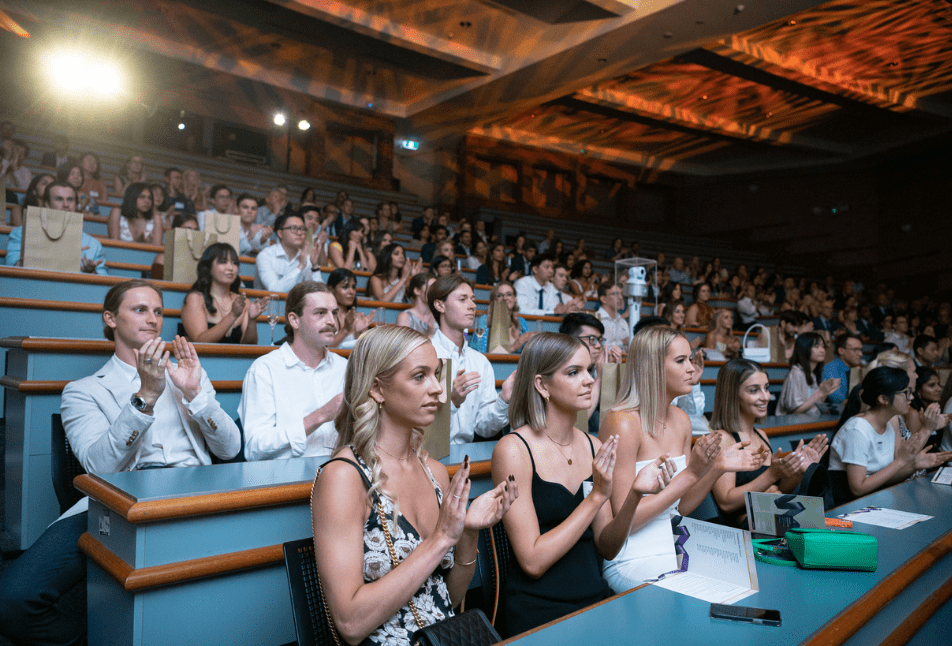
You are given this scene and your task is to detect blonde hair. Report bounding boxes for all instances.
[334,325,430,503]
[863,348,911,380]
[615,326,682,437]
[509,333,585,431]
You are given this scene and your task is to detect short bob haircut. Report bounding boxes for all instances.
[102,279,163,341]
[284,281,332,342]
[710,358,767,434]
[615,325,684,437]
[427,274,474,325]
[508,332,585,432]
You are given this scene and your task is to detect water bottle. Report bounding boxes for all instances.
[88,191,99,214]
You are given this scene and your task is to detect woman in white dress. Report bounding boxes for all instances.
[598,326,767,593]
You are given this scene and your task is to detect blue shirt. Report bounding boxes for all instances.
[822,357,850,404]
[4,226,108,275]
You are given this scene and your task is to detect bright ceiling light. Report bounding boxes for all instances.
[45,49,123,98]
[273,113,287,126]
[297,119,310,131]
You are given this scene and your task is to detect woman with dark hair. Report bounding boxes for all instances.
[180,243,268,344]
[777,332,840,416]
[476,243,509,285]
[368,243,420,302]
[396,272,436,335]
[327,268,373,348]
[492,332,673,636]
[829,367,952,504]
[108,182,163,245]
[567,260,596,299]
[113,155,147,194]
[311,326,516,646]
[300,186,317,206]
[508,233,528,278]
[79,152,108,201]
[8,173,55,225]
[685,283,714,328]
[56,161,84,193]
[150,183,175,230]
[429,254,453,278]
[329,217,375,271]
[711,358,829,526]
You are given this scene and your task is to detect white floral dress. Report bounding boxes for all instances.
[349,451,455,646]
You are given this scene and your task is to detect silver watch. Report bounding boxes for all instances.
[130,393,155,415]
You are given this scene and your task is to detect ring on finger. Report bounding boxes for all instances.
[145,358,152,364]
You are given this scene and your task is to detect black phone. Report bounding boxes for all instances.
[710,603,782,627]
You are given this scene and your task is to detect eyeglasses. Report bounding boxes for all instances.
[577,335,604,347]
[900,389,915,399]
[281,226,307,233]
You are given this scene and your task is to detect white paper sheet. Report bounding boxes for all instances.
[838,507,933,529]
[932,467,952,486]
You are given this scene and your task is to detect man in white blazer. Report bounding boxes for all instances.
[0,279,240,646]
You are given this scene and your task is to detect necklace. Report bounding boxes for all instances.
[542,430,574,465]
[377,443,413,462]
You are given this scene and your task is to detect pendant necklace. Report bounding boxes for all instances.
[543,430,574,465]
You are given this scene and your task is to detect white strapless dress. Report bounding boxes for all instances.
[602,454,687,594]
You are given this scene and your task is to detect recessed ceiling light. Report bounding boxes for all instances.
[663,32,674,38]
[788,20,797,25]
[459,21,472,28]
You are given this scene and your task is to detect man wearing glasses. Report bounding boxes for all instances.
[560,313,623,434]
[255,213,324,292]
[823,333,864,408]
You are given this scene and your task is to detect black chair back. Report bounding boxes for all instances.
[51,414,86,514]
[283,538,338,646]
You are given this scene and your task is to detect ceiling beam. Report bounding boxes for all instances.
[571,86,854,155]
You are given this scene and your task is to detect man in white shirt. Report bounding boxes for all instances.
[255,213,323,292]
[551,263,585,313]
[514,254,578,316]
[196,183,233,230]
[0,279,240,646]
[240,282,347,460]
[596,281,629,349]
[428,274,515,444]
[256,186,288,228]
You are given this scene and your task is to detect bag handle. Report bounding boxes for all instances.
[752,538,798,568]
[743,323,770,352]
[212,212,232,234]
[39,210,71,241]
[185,230,207,260]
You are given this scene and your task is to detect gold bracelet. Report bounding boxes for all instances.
[456,548,479,567]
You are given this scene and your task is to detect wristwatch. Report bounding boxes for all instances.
[130,393,155,415]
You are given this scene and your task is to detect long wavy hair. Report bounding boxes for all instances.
[189,243,240,315]
[334,325,431,504]
[371,243,405,284]
[615,326,683,437]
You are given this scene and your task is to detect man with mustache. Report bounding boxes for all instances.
[240,281,347,460]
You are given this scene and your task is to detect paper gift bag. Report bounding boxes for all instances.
[599,363,624,413]
[164,228,217,284]
[487,300,511,354]
[421,359,452,460]
[204,212,241,254]
[22,206,83,272]
[574,408,590,433]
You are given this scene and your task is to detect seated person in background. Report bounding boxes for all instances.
[559,312,622,435]
[736,283,759,329]
[476,242,510,286]
[711,358,830,527]
[771,309,803,363]
[567,259,597,299]
[667,256,692,285]
[41,134,70,168]
[255,213,323,292]
[180,243,268,344]
[478,282,534,354]
[1,138,32,189]
[829,367,951,505]
[913,334,939,368]
[912,367,951,445]
[236,192,273,256]
[421,224,448,264]
[108,182,163,245]
[885,314,913,354]
[491,333,672,637]
[311,325,516,646]
[411,204,435,239]
[395,272,437,336]
[429,254,454,278]
[255,186,288,228]
[685,282,714,328]
[240,282,347,460]
[595,281,629,351]
[5,181,107,275]
[329,218,375,272]
[515,254,563,316]
[0,280,240,646]
[327,268,373,349]
[428,274,516,443]
[183,169,208,212]
[368,243,420,302]
[674,346,710,436]
[7,172,54,226]
[454,226,473,257]
[823,333,864,408]
[56,161,85,208]
[196,184,234,229]
[703,308,741,360]
[552,263,586,313]
[812,299,838,343]
[113,155,147,194]
[466,239,488,271]
[150,183,176,230]
[598,326,766,593]
[777,332,840,416]
[163,166,195,217]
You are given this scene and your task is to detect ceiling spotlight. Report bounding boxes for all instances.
[399,139,420,151]
[273,113,287,126]
[177,122,185,130]
[46,49,123,97]
[297,119,311,131]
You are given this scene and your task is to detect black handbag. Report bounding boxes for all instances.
[411,608,501,646]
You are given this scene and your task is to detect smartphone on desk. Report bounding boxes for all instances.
[710,603,781,627]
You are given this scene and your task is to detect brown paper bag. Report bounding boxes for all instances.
[22,206,83,272]
[204,212,241,254]
[574,408,589,433]
[487,300,511,354]
[164,228,217,284]
[599,363,624,413]
[421,358,452,460]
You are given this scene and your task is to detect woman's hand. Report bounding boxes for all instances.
[898,429,931,464]
[464,475,518,532]
[818,377,841,397]
[914,448,952,471]
[229,294,247,320]
[631,455,675,495]
[798,435,828,469]
[716,440,768,473]
[687,432,722,478]
[921,403,945,432]
[247,296,269,320]
[767,449,801,480]
[433,458,473,547]
[353,311,373,336]
[590,435,619,504]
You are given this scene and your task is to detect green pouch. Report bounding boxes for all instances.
[753,529,877,572]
